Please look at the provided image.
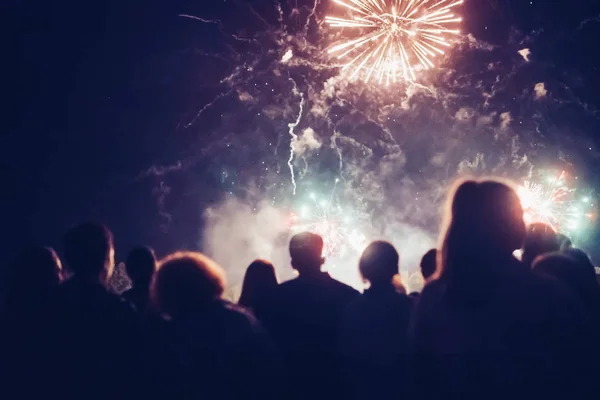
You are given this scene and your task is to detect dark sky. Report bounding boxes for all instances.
[4,0,600,264]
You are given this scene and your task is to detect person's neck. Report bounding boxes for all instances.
[298,270,327,280]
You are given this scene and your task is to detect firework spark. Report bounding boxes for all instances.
[325,0,463,83]
[289,184,367,257]
[517,171,594,234]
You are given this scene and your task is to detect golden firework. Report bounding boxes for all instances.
[326,0,463,84]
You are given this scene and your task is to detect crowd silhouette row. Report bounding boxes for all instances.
[2,178,599,399]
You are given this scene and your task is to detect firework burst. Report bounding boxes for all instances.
[517,171,595,235]
[326,0,463,84]
[289,186,367,257]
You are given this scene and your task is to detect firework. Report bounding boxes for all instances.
[517,171,594,234]
[289,190,367,257]
[326,0,463,84]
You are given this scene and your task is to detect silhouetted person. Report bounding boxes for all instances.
[564,248,598,283]
[410,179,589,399]
[49,223,142,399]
[339,241,412,400]
[420,248,437,282]
[535,249,600,320]
[148,252,277,399]
[266,232,359,400]
[5,246,63,314]
[238,259,278,323]
[2,247,63,396]
[557,233,573,250]
[533,249,600,373]
[521,222,560,268]
[122,246,157,312]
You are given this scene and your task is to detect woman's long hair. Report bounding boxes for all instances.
[437,179,526,301]
[238,259,278,309]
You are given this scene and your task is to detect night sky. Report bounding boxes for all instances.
[4,0,600,272]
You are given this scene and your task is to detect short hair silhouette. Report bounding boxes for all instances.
[151,251,225,318]
[125,246,157,286]
[563,248,598,286]
[359,241,399,285]
[420,249,437,281]
[557,233,573,250]
[522,223,560,268]
[533,252,576,279]
[289,232,324,275]
[533,251,600,311]
[238,259,278,308]
[63,223,114,279]
[439,179,526,284]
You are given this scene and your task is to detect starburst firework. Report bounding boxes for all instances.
[517,171,594,234]
[289,190,367,257]
[326,0,463,83]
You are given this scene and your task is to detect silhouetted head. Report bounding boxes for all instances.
[439,179,526,285]
[238,259,278,308]
[522,223,560,268]
[151,251,226,318]
[420,249,437,281]
[289,232,325,276]
[125,246,157,288]
[533,250,600,313]
[63,223,114,283]
[359,241,399,286]
[563,248,598,286]
[7,247,63,308]
[557,233,573,251]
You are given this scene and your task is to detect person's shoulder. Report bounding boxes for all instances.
[51,278,83,305]
[528,271,584,310]
[511,266,573,301]
[89,287,138,319]
[278,277,300,289]
[344,292,365,312]
[273,277,303,298]
[420,278,444,294]
[220,300,259,323]
[413,279,445,312]
[216,300,265,335]
[329,275,359,295]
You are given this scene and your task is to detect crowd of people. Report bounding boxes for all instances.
[1,178,599,399]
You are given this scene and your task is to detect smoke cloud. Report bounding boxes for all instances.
[534,82,547,99]
[201,193,437,295]
[201,198,293,299]
[500,112,513,129]
[293,127,322,156]
[518,48,531,62]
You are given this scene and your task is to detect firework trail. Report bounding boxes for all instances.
[287,79,305,195]
[326,0,463,83]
